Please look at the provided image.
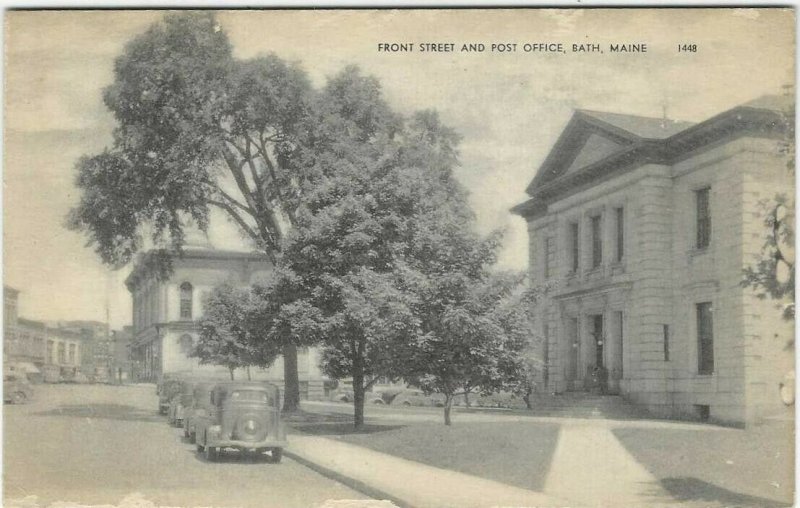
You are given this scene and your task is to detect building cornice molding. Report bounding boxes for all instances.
[513,104,789,220]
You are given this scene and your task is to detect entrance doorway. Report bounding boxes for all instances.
[592,314,604,368]
[566,317,579,389]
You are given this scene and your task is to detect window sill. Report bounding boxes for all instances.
[688,247,710,258]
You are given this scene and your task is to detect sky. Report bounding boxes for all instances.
[3,8,795,329]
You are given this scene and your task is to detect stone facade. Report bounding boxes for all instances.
[125,246,327,400]
[514,96,794,426]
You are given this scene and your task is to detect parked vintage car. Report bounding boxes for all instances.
[183,381,217,444]
[168,379,198,427]
[392,389,445,407]
[157,376,184,415]
[42,365,61,384]
[4,374,33,404]
[194,382,287,462]
[331,389,385,404]
[93,366,111,384]
[60,366,89,384]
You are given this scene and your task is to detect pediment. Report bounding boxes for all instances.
[563,133,626,175]
[525,113,637,194]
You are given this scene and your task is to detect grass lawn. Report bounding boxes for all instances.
[290,414,560,492]
[613,420,794,507]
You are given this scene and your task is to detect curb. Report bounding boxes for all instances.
[284,449,415,508]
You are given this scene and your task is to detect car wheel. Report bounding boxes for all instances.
[196,442,205,453]
[205,446,218,462]
[12,392,26,404]
[268,448,282,464]
[372,399,384,404]
[402,400,411,406]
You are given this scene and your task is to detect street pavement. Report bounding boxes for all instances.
[3,384,369,508]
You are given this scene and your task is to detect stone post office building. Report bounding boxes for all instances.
[125,235,326,400]
[513,95,794,426]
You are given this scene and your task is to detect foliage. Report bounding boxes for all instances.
[67,12,315,409]
[742,195,795,320]
[399,270,545,424]
[267,66,425,428]
[192,284,282,378]
[741,91,795,322]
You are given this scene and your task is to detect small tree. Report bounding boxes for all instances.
[401,271,537,425]
[192,284,282,379]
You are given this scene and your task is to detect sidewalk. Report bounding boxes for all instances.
[286,434,568,508]
[543,423,673,507]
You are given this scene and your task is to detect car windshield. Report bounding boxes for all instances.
[229,390,273,405]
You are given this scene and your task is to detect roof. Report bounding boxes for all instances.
[125,247,271,291]
[740,94,793,113]
[17,317,45,329]
[578,109,695,139]
[515,94,792,218]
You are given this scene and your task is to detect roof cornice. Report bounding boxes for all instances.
[513,104,789,219]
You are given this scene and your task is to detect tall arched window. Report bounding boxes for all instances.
[179,334,194,355]
[180,282,193,320]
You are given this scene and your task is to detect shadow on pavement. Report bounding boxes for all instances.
[34,403,164,423]
[659,477,789,507]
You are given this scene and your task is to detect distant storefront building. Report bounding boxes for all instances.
[125,235,327,400]
[50,320,111,375]
[4,287,84,379]
[513,95,794,426]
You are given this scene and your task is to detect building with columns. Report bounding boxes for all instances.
[125,235,327,400]
[513,95,794,426]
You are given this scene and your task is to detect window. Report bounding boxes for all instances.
[663,324,670,361]
[696,302,714,374]
[68,344,76,365]
[544,237,552,278]
[57,343,65,364]
[591,215,602,268]
[179,334,194,355]
[543,323,550,387]
[180,282,193,320]
[570,223,580,273]
[46,340,54,364]
[615,207,624,262]
[695,187,711,249]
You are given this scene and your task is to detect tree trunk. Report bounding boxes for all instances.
[246,366,252,381]
[229,367,235,381]
[443,393,454,426]
[353,365,365,430]
[463,391,471,408]
[282,344,300,413]
[523,389,532,410]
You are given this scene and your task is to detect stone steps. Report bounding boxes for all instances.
[525,393,652,420]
